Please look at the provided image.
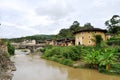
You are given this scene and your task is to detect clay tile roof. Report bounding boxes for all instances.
[73,28,107,34]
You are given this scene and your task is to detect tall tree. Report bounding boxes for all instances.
[94,35,103,46]
[70,21,81,32]
[58,29,73,38]
[83,23,94,29]
[58,21,81,39]
[105,15,120,35]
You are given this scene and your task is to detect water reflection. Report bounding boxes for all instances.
[12,50,120,80]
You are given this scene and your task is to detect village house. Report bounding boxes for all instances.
[45,38,75,46]
[45,39,55,46]
[36,40,46,45]
[74,28,107,46]
[65,39,75,46]
[105,33,113,40]
[54,38,75,46]
[22,40,36,45]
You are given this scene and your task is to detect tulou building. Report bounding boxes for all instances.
[74,28,107,46]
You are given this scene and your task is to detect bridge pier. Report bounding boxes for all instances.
[27,46,35,53]
[12,44,45,53]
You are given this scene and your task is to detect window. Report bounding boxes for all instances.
[89,36,90,38]
[89,41,91,44]
[82,37,84,39]
[78,42,81,45]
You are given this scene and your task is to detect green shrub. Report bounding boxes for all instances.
[94,35,103,46]
[43,46,82,61]
[43,47,61,57]
[49,56,60,62]
[62,46,82,61]
[56,55,63,58]
[7,42,15,55]
[40,48,46,52]
[107,40,120,46]
[62,59,73,66]
[107,36,120,46]
[44,45,53,49]
[116,46,120,52]
[0,39,15,55]
[111,63,120,70]
[40,45,53,53]
[42,46,82,67]
[84,49,100,68]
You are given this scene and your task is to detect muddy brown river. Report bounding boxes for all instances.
[12,50,120,80]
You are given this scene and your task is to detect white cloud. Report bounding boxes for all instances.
[35,0,73,20]
[0,0,120,38]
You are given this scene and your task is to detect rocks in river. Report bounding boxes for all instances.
[0,71,13,80]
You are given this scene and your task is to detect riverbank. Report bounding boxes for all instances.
[41,45,120,75]
[12,50,120,80]
[0,51,16,80]
[0,40,16,80]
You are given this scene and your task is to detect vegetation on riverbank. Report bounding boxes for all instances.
[1,39,15,55]
[107,34,120,46]
[41,45,120,75]
[0,40,16,80]
[41,45,82,66]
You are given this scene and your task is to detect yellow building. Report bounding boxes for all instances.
[45,40,55,46]
[74,28,107,46]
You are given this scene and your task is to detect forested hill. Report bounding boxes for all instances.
[9,21,94,42]
[9,35,56,42]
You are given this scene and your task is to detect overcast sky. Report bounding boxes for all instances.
[0,0,120,38]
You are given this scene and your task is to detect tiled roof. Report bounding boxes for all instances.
[74,28,107,34]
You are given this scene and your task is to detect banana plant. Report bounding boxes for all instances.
[84,49,101,68]
[98,48,117,70]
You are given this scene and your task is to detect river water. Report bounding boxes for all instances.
[12,50,120,80]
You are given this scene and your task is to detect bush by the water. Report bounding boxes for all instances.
[107,40,120,46]
[40,45,53,53]
[0,39,15,55]
[107,35,120,46]
[7,42,15,55]
[42,45,120,75]
[62,59,73,66]
[42,46,82,66]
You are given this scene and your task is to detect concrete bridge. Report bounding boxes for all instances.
[11,43,45,53]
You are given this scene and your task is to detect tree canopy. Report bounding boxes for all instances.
[58,29,73,38]
[105,15,120,35]
[84,23,94,29]
[70,21,81,32]
[58,21,81,39]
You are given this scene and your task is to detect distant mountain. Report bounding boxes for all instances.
[9,34,56,42]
